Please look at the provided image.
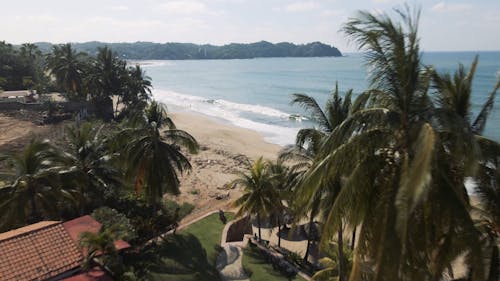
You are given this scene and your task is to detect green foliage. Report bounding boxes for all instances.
[289,5,499,281]
[0,41,47,91]
[78,227,118,270]
[231,157,282,240]
[0,139,71,230]
[91,207,137,241]
[163,199,195,221]
[242,246,306,281]
[116,101,198,208]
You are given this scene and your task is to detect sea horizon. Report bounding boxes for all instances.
[143,51,500,146]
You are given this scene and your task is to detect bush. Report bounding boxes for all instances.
[163,199,195,220]
[91,207,137,241]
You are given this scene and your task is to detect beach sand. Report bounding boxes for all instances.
[166,110,281,223]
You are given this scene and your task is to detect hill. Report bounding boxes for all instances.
[33,41,342,60]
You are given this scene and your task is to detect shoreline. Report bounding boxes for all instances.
[169,108,283,157]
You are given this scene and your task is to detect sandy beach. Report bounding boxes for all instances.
[167,110,281,223]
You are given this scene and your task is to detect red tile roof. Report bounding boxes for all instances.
[61,267,113,281]
[0,221,83,281]
[0,216,131,281]
[63,215,131,252]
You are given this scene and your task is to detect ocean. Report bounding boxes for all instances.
[143,52,500,146]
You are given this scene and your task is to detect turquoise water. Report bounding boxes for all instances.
[144,52,500,146]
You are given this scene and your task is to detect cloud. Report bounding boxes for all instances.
[159,0,208,15]
[431,2,472,13]
[371,0,396,4]
[111,5,129,11]
[285,1,318,12]
[321,9,346,17]
[15,14,59,24]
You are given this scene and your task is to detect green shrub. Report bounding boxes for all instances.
[163,199,195,220]
[91,207,137,241]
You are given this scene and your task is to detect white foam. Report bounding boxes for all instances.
[128,60,174,68]
[153,89,297,146]
[215,99,290,119]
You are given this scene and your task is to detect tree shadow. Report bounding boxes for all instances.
[139,234,221,281]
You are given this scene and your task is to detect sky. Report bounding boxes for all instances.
[1,0,499,52]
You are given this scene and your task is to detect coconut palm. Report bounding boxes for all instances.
[298,7,487,280]
[118,64,152,117]
[46,43,87,99]
[285,83,354,277]
[79,227,117,270]
[0,139,68,230]
[266,159,295,248]
[231,157,280,240]
[432,57,500,281]
[59,122,121,213]
[84,46,125,119]
[118,101,198,210]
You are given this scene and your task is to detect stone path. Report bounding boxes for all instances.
[217,244,250,281]
[217,218,250,281]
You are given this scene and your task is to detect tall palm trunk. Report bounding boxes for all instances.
[487,243,499,281]
[257,213,262,240]
[304,215,314,261]
[29,185,40,223]
[351,226,356,250]
[277,216,282,247]
[338,222,346,281]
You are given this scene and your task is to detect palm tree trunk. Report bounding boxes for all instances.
[303,216,314,262]
[304,239,311,262]
[278,217,282,247]
[351,226,356,250]
[487,244,498,281]
[338,222,345,281]
[29,191,40,223]
[114,96,121,118]
[257,214,262,240]
[447,264,454,279]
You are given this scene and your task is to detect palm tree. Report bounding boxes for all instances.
[0,139,68,230]
[231,157,280,240]
[299,7,486,280]
[79,227,117,270]
[85,47,125,120]
[118,101,198,210]
[46,43,87,99]
[285,83,354,277]
[266,159,294,248]
[432,56,500,281]
[59,122,121,213]
[118,64,152,117]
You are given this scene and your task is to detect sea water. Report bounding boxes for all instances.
[144,52,500,146]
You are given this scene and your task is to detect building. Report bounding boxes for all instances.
[0,216,130,281]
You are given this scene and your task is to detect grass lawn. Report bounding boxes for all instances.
[183,212,235,262]
[242,246,307,281]
[146,212,235,281]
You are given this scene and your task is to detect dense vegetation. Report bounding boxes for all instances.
[32,41,342,60]
[0,41,153,121]
[0,41,202,279]
[231,7,500,281]
[0,42,48,92]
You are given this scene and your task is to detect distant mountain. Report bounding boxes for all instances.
[33,41,342,60]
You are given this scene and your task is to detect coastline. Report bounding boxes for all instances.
[169,109,282,159]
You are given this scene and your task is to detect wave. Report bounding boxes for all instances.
[153,89,299,146]
[128,60,174,68]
